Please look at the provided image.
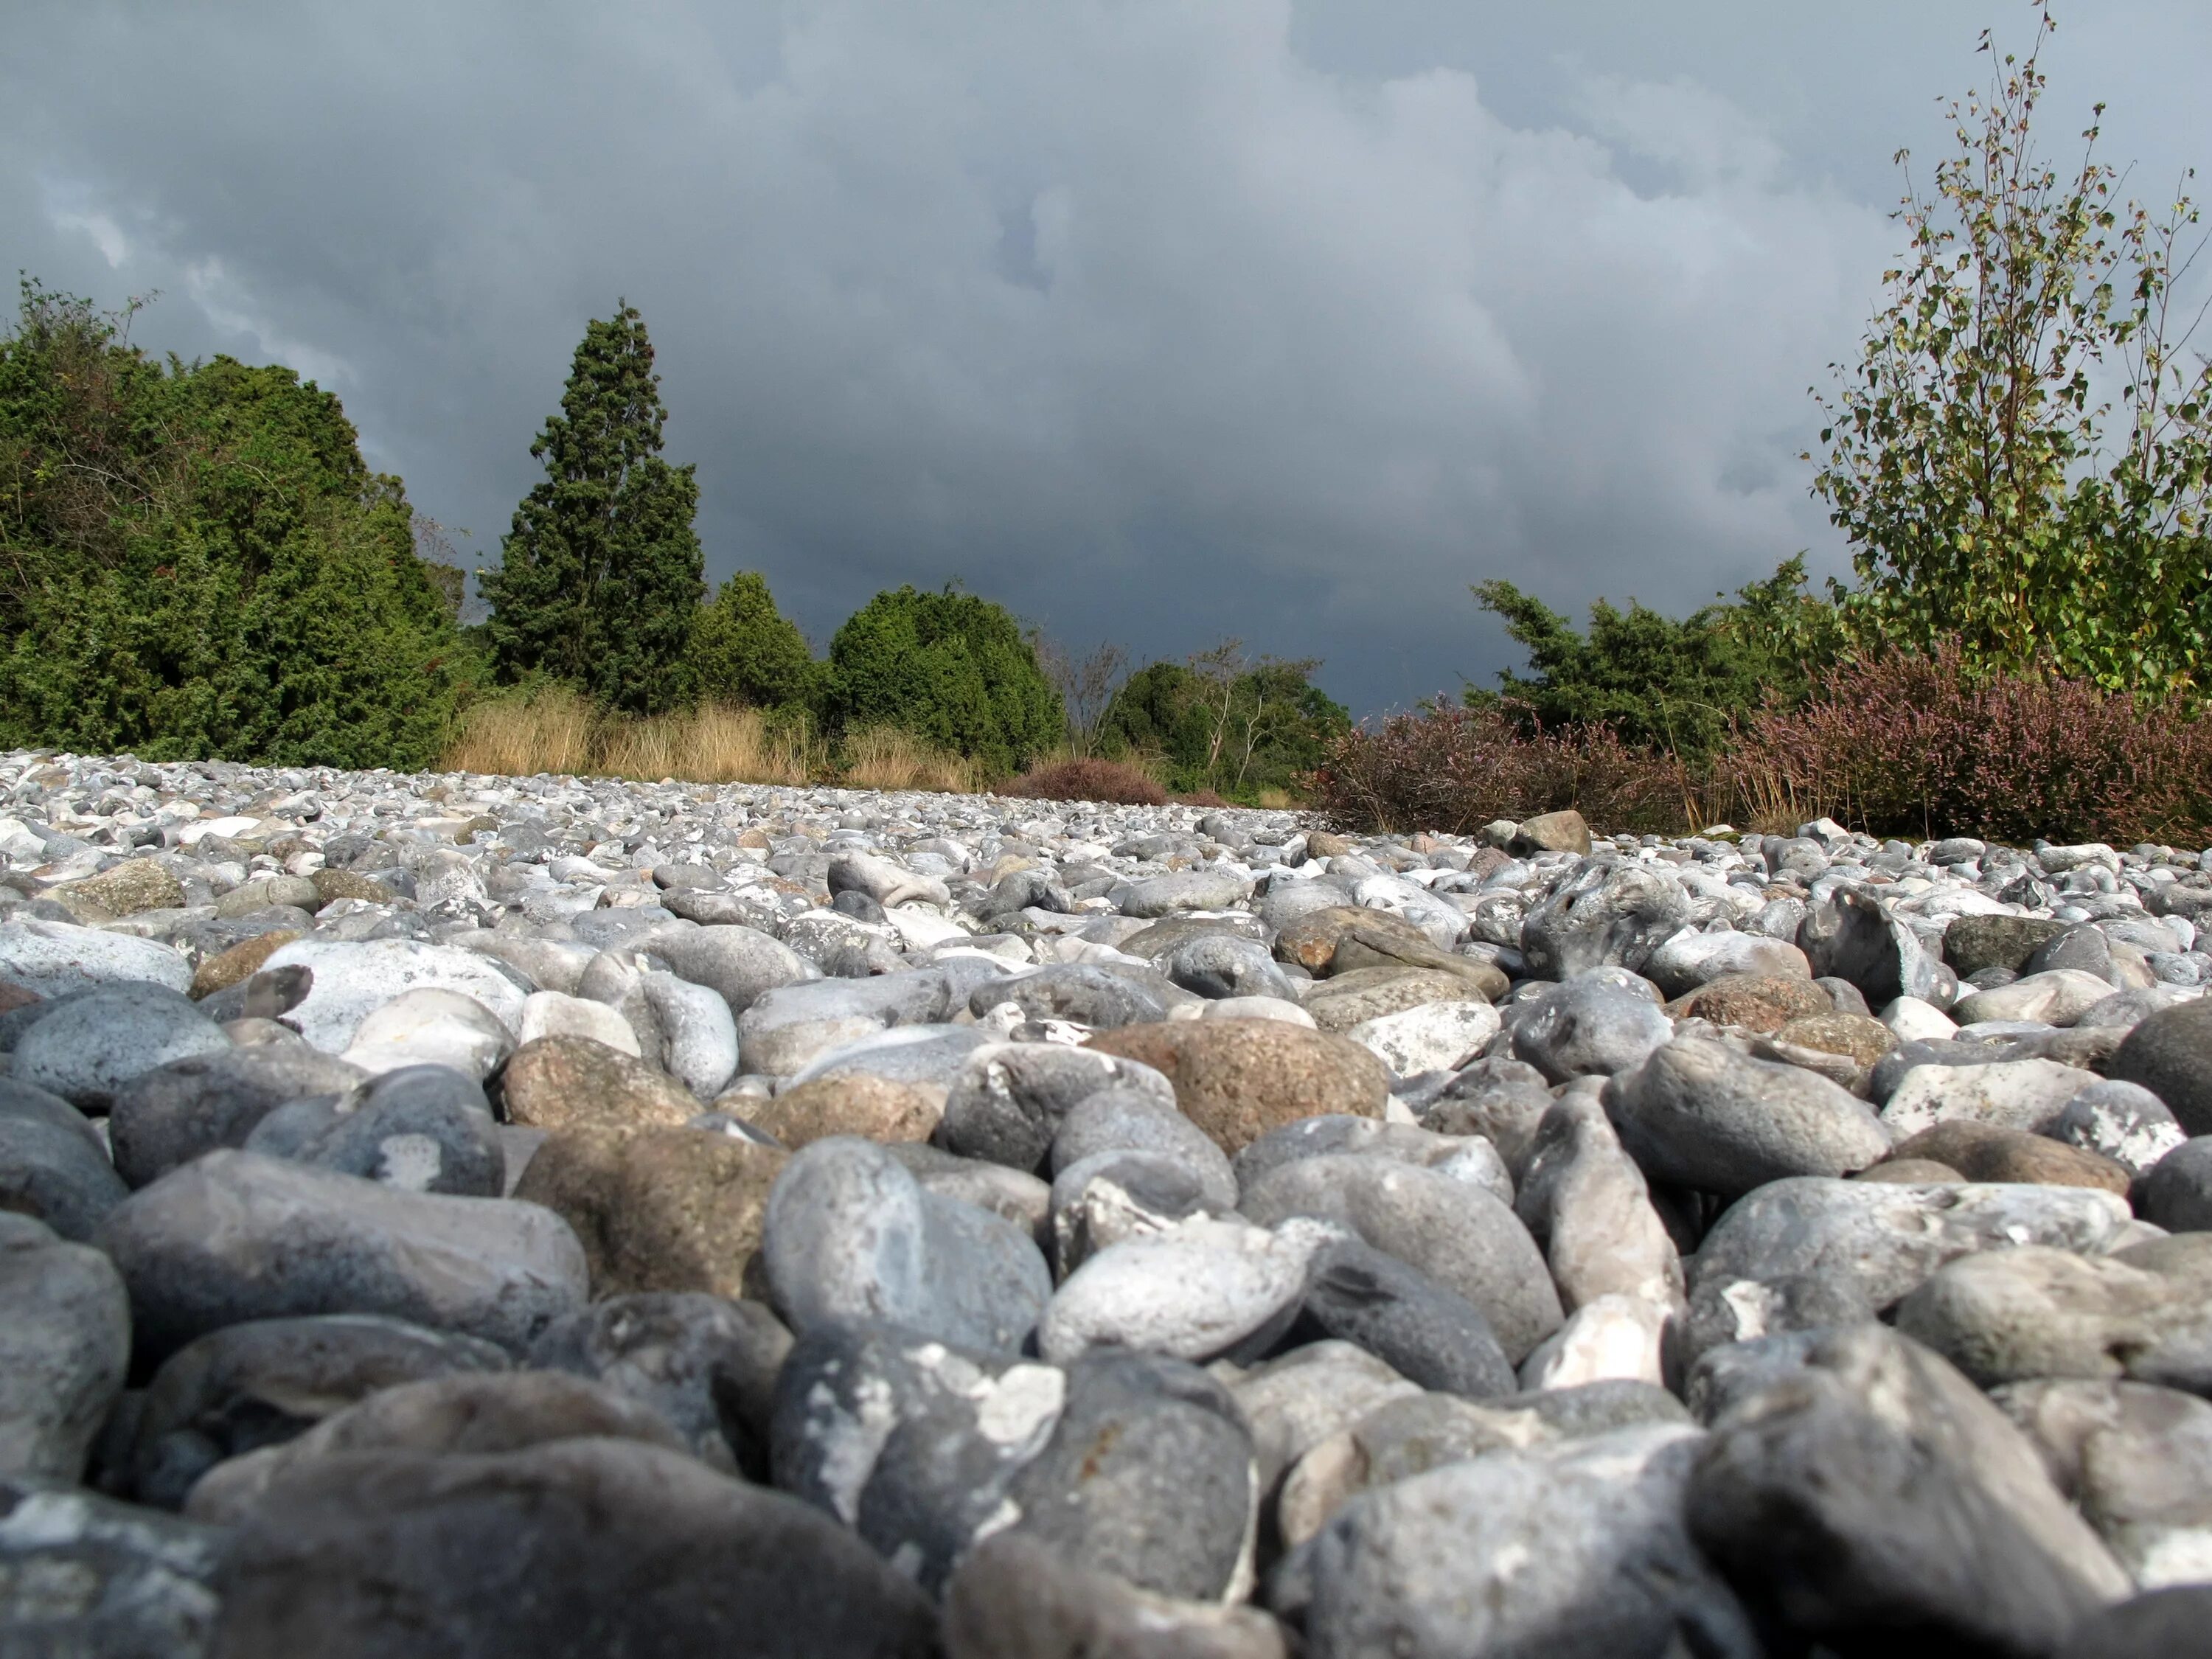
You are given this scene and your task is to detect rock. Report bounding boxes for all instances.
[742,1071,942,1147]
[257,937,527,1051]
[1040,1214,1320,1363]
[939,1042,1178,1171]
[1666,970,1834,1032]
[513,1123,785,1300]
[1200,994,1314,1026]
[1512,1092,1683,1312]
[248,1063,506,1197]
[99,1150,588,1363]
[106,1043,367,1187]
[1894,1246,2194,1389]
[1273,908,1503,992]
[1774,1010,1898,1067]
[1644,929,1811,998]
[1293,1232,1518,1398]
[1888,1120,2131,1194]
[764,1135,1051,1354]
[1231,1116,1507,1203]
[1516,1293,1669,1391]
[1344,998,1498,1077]
[1684,1177,2133,1360]
[0,1214,129,1481]
[1955,968,2121,1026]
[0,1476,226,1655]
[978,961,1174,1029]
[124,1314,511,1508]
[52,858,187,918]
[1858,1156,1968,1183]
[641,922,822,1015]
[1119,869,1256,919]
[1519,859,1692,981]
[1226,1340,1422,1494]
[1051,1148,1218,1274]
[206,1437,939,1659]
[2026,922,2121,981]
[2055,1080,2187,1174]
[1507,809,1591,856]
[516,987,642,1054]
[340,985,515,1079]
[495,1035,700,1135]
[1239,1153,1562,1363]
[1275,1392,1536,1548]
[738,971,961,1077]
[13,984,229,1110]
[1946,914,2070,979]
[0,917,193,998]
[1686,1324,2130,1652]
[190,929,302,999]
[945,1532,1291,1659]
[1301,967,1491,1034]
[2059,1586,2212,1658]
[1164,933,1300,1002]
[1882,1056,2104,1137]
[639,967,740,1095]
[1085,1020,1390,1156]
[1799,887,1942,1006]
[1051,1086,1239,1211]
[830,848,950,908]
[0,1077,128,1239]
[1998,1378,2212,1592]
[1511,975,1672,1082]
[2110,998,2212,1135]
[2132,1138,2212,1233]
[1883,995,1962,1041]
[1284,1423,1757,1659]
[1607,1035,1893,1198]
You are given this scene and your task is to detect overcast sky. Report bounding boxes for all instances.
[6,1,2206,714]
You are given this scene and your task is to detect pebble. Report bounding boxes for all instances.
[0,746,2208,1649]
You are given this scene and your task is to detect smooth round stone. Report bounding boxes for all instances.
[97,1150,588,1363]
[257,937,528,1052]
[1039,1214,1323,1364]
[207,1437,939,1659]
[1085,1020,1391,1156]
[1798,888,1944,1007]
[2060,1587,2212,1658]
[531,1293,791,1477]
[737,973,961,1078]
[2110,998,2212,1135]
[190,930,305,1000]
[339,986,515,1080]
[1346,998,1500,1078]
[1607,1035,1892,1198]
[1048,1087,1237,1211]
[1512,1094,1683,1312]
[13,984,229,1110]
[1239,1154,1562,1364]
[1886,1120,2129,1195]
[0,1078,127,1240]
[938,1043,1178,1172]
[1295,1233,1517,1398]
[2074,984,2203,1030]
[1516,1293,1669,1391]
[1666,972,1832,1032]
[1231,1116,1506,1203]
[639,969,740,1096]
[1511,976,1672,1083]
[245,1065,504,1197]
[1881,996,1961,1042]
[764,1136,1051,1355]
[1049,1149,1219,1275]
[1165,933,1300,1001]
[1893,1246,2188,1390]
[1284,1424,1754,1659]
[1774,1011,1899,1067]
[516,988,641,1055]
[1227,1340,1422,1494]
[1201,994,1315,1026]
[1303,968,1492,1034]
[1953,969,2121,1027]
[1644,929,1811,998]
[2134,1139,2212,1233]
[0,1213,130,1482]
[125,1314,511,1509]
[740,1073,943,1149]
[0,917,194,998]
[495,1036,699,1135]
[106,1045,369,1188]
[456,933,594,998]
[1881,1056,2102,1138]
[1117,869,1255,918]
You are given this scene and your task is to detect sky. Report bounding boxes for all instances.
[4,1,2207,714]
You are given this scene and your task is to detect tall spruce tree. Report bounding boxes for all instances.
[481,302,704,714]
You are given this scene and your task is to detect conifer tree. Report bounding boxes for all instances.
[481,302,704,714]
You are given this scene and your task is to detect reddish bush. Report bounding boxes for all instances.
[1724,645,2212,845]
[1310,704,1688,836]
[1001,757,1168,806]
[1172,789,1231,809]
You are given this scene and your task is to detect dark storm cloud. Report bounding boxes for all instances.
[4,1,2204,713]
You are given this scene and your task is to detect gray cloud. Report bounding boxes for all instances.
[4,1,2203,714]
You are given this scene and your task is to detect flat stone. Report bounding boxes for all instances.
[1889,1119,2131,1194]
[1882,1057,2104,1138]
[1955,969,2121,1027]
[1085,1020,1390,1156]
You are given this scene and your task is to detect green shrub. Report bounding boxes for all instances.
[689,571,819,712]
[825,584,1061,775]
[1097,646,1349,802]
[0,283,462,769]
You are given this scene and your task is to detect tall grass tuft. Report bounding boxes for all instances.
[443,690,818,786]
[842,726,979,794]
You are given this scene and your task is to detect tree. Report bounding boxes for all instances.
[0,281,462,769]
[481,302,704,714]
[689,571,818,711]
[1032,634,1130,757]
[1467,558,1843,762]
[1810,4,2212,696]
[1097,644,1349,801]
[825,583,1062,774]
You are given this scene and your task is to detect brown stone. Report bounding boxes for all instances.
[0,979,40,1015]
[1773,1012,1899,1068]
[310,868,396,906]
[1306,832,1356,860]
[497,1037,700,1136]
[53,858,186,919]
[734,1074,943,1149]
[513,1125,788,1299]
[1509,810,1592,857]
[1273,906,1506,996]
[1853,1158,1966,1184]
[1669,973,1834,1034]
[1084,1020,1389,1155]
[1302,968,1492,1034]
[191,931,304,1001]
[1887,1121,2132,1197]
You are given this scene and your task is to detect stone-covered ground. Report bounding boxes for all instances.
[4,748,2212,1657]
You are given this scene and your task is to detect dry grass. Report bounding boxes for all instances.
[841,726,980,794]
[443,689,818,785]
